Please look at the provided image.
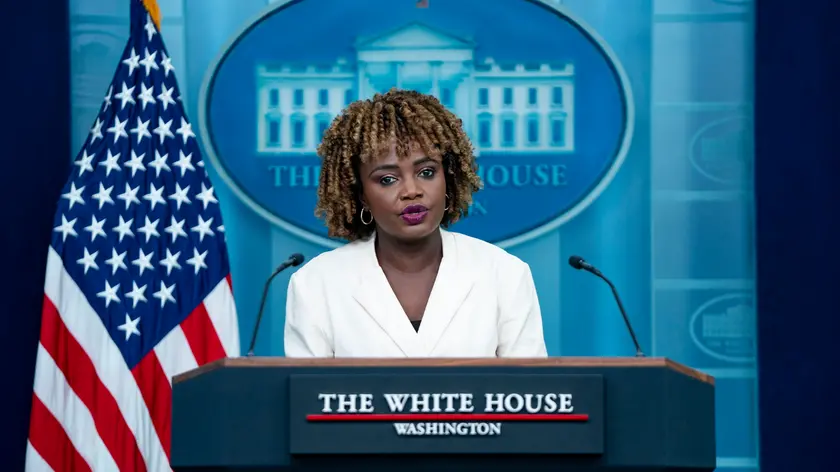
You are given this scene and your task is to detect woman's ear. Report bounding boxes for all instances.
[354,179,368,208]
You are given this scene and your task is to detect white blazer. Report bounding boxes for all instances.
[283,229,548,358]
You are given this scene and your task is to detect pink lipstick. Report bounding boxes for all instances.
[400,204,428,225]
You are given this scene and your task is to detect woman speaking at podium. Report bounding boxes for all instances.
[283,89,547,358]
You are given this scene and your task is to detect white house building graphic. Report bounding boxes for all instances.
[255,22,576,155]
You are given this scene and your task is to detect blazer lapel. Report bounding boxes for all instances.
[417,230,475,354]
[350,236,424,357]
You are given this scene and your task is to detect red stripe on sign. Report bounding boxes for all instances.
[131,351,172,459]
[28,394,93,472]
[306,413,589,422]
[40,296,148,472]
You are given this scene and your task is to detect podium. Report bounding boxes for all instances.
[171,357,715,471]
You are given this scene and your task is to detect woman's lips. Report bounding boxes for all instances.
[400,205,429,225]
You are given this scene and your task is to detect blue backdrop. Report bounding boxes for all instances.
[0,1,70,470]
[0,0,837,471]
[754,1,840,469]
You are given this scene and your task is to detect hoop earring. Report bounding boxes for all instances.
[444,194,451,211]
[360,207,373,225]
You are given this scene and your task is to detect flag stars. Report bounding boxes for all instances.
[90,118,104,143]
[76,248,99,274]
[153,117,174,143]
[112,215,134,242]
[53,13,231,349]
[160,51,175,77]
[107,117,129,143]
[117,313,141,341]
[100,149,122,177]
[148,150,170,177]
[153,281,176,308]
[175,118,195,144]
[117,182,140,210]
[164,215,187,242]
[97,280,120,308]
[114,82,136,110]
[191,215,215,242]
[196,183,218,209]
[143,182,166,210]
[132,248,155,275]
[186,247,208,274]
[137,216,160,243]
[137,82,155,110]
[103,85,113,111]
[173,150,195,177]
[61,182,85,210]
[54,215,78,242]
[92,183,115,209]
[125,281,148,309]
[169,183,191,210]
[84,215,107,241]
[122,48,140,75]
[124,150,146,177]
[140,47,159,76]
[105,248,128,275]
[160,248,182,275]
[130,117,152,144]
[75,150,95,176]
[157,84,176,111]
[144,14,157,41]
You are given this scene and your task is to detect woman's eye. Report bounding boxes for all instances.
[419,168,435,178]
[379,176,397,185]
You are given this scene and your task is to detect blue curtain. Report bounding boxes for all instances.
[0,2,71,470]
[755,1,840,471]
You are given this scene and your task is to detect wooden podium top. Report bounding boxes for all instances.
[173,356,714,385]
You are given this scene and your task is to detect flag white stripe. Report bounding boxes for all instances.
[31,344,116,472]
[204,280,241,357]
[154,325,199,384]
[25,440,55,472]
[44,247,171,472]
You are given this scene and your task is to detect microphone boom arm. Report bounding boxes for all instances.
[247,268,283,357]
[568,255,645,357]
[594,270,644,357]
[246,253,305,357]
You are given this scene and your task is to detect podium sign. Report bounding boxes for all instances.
[288,373,604,454]
[171,357,716,471]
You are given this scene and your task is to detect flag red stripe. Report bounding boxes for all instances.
[28,394,93,472]
[40,296,148,472]
[180,303,227,365]
[131,351,173,460]
[226,273,233,294]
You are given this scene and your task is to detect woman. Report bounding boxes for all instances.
[284,89,547,358]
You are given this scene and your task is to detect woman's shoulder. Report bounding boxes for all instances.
[290,237,371,281]
[292,231,533,281]
[446,231,531,274]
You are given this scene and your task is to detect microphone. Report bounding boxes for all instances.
[568,255,644,357]
[246,253,305,357]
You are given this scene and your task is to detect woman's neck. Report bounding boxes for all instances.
[374,229,443,274]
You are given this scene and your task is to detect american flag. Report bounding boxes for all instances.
[24,1,240,470]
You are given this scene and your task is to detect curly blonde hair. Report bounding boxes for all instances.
[314,88,482,242]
